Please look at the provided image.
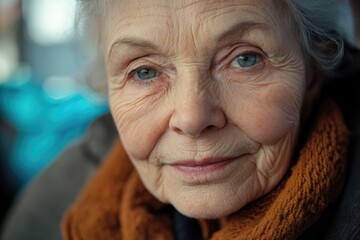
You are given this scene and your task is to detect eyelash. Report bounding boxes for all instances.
[225,47,266,72]
[127,64,162,85]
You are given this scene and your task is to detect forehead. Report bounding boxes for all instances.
[108,0,274,19]
[102,0,287,55]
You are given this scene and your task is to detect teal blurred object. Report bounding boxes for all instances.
[0,67,108,186]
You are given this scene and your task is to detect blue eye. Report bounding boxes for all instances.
[236,54,258,68]
[136,68,159,80]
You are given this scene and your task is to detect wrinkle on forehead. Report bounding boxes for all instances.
[109,0,275,20]
[103,0,276,36]
[102,0,293,65]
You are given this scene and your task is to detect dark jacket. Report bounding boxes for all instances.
[0,114,117,240]
[298,46,360,240]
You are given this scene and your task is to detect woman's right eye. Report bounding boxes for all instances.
[235,54,258,68]
[135,67,159,81]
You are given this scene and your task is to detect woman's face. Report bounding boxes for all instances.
[103,0,308,219]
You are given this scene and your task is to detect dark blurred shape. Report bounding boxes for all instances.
[0,0,108,225]
[0,0,22,226]
[349,0,360,47]
[0,68,108,186]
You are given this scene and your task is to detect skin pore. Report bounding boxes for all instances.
[102,0,310,219]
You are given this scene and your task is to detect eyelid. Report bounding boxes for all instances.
[125,58,160,77]
[128,65,160,78]
[124,59,176,87]
[124,66,159,87]
[215,45,266,69]
[231,52,263,69]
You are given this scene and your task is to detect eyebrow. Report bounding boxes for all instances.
[108,37,160,60]
[108,21,270,60]
[216,21,270,44]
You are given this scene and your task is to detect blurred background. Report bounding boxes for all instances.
[0,0,358,228]
[0,0,108,225]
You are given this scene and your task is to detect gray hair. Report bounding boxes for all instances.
[76,0,348,92]
[285,0,345,72]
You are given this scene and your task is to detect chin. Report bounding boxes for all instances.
[170,196,250,220]
[176,204,244,220]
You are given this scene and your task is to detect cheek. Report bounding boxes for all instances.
[109,88,169,160]
[226,77,305,144]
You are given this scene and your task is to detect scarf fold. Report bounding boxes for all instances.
[62,100,348,240]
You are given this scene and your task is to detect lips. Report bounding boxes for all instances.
[171,156,240,176]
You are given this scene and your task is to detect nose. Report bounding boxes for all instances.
[169,76,226,138]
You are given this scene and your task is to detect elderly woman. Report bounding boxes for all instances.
[2,0,360,239]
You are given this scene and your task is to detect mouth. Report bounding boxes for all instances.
[171,156,243,177]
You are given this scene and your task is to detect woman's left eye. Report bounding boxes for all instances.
[234,54,259,68]
[135,67,159,80]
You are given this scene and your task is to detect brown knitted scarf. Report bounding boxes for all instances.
[62,100,348,240]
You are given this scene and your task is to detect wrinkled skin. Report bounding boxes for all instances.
[101,0,315,219]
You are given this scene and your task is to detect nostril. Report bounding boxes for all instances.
[204,125,216,132]
[172,126,183,135]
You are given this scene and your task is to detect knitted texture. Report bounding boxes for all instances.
[62,100,348,240]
